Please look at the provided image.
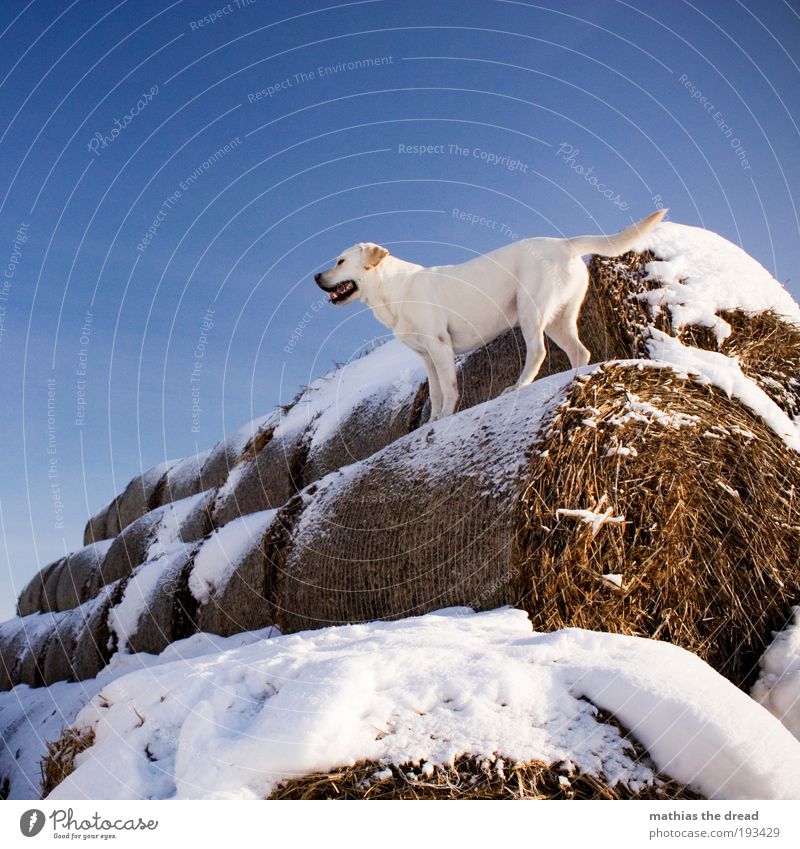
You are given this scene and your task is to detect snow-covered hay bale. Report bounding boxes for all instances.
[213,343,426,527]
[272,373,575,634]
[114,461,176,532]
[53,541,113,613]
[41,609,800,801]
[100,492,212,587]
[83,497,121,546]
[16,557,63,616]
[160,450,211,504]
[588,222,800,413]
[211,421,306,527]
[71,582,126,681]
[192,510,277,637]
[513,362,800,687]
[113,545,200,656]
[5,613,61,688]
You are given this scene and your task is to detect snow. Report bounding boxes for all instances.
[608,390,700,429]
[277,339,424,449]
[646,329,800,451]
[107,555,170,650]
[602,574,623,589]
[556,496,626,538]
[188,509,277,604]
[33,608,800,801]
[603,445,638,458]
[389,368,584,485]
[635,221,800,339]
[752,607,800,740]
[145,491,209,560]
[291,368,583,550]
[0,627,278,800]
[165,450,211,491]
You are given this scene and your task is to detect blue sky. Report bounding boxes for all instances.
[1,0,799,619]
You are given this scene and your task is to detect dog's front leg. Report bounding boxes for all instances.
[419,351,444,421]
[424,339,459,419]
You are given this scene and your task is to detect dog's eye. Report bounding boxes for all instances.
[336,259,344,266]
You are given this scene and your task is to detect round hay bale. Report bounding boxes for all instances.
[16,558,62,617]
[194,511,277,637]
[212,423,311,528]
[0,617,28,690]
[121,545,199,656]
[300,353,426,484]
[100,493,212,587]
[512,362,800,688]
[99,511,164,587]
[115,461,176,532]
[54,540,114,612]
[176,488,216,543]
[198,412,279,496]
[271,373,575,634]
[587,249,800,415]
[40,557,67,613]
[71,581,126,681]
[159,449,211,505]
[83,496,122,547]
[41,606,89,685]
[12,613,64,687]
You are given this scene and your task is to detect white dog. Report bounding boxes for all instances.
[315,209,666,420]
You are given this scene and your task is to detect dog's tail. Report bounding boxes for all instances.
[566,209,667,258]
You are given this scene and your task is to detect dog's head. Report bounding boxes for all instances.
[314,242,389,305]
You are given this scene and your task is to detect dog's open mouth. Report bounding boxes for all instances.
[328,280,358,304]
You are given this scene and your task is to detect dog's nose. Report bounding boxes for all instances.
[314,272,323,284]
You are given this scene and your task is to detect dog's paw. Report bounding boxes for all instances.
[501,385,519,396]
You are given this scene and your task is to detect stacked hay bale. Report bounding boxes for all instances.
[512,362,800,687]
[4,219,800,697]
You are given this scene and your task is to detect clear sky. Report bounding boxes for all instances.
[1,0,799,620]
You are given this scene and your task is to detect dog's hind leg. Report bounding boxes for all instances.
[545,307,590,369]
[506,296,547,391]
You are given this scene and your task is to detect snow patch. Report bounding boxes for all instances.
[188,509,277,604]
[634,221,800,337]
[646,329,800,452]
[752,607,800,741]
[42,608,800,801]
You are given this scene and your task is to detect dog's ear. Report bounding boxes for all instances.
[361,243,389,270]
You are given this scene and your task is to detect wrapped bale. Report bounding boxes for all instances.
[211,420,307,527]
[272,372,577,634]
[299,341,427,485]
[191,510,278,637]
[16,557,62,617]
[0,612,67,689]
[100,491,213,587]
[512,362,800,688]
[114,460,177,532]
[111,543,201,656]
[41,604,94,686]
[53,540,114,612]
[198,411,279,500]
[83,497,121,546]
[159,449,212,504]
[71,581,127,681]
[213,343,427,527]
